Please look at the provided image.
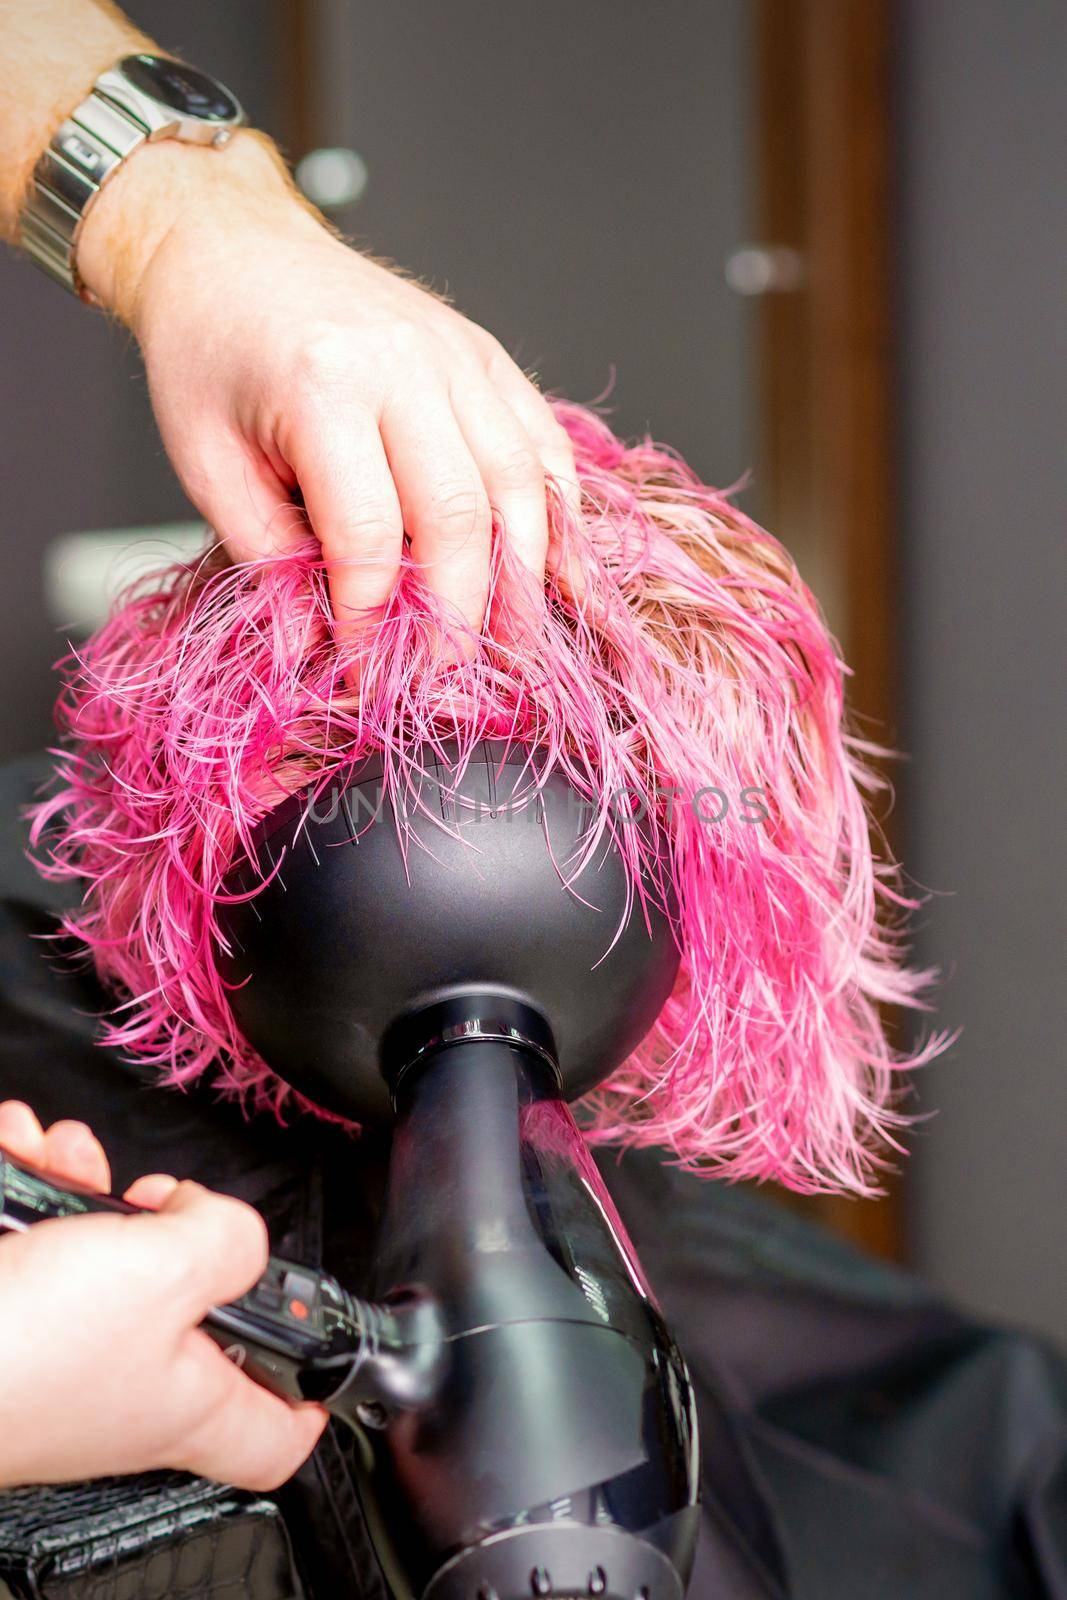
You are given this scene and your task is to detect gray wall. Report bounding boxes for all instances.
[309,0,752,488]
[898,0,1067,1342]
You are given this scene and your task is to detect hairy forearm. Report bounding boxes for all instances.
[0,0,152,238]
[0,0,303,325]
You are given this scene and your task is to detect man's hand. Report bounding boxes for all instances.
[75,133,579,635]
[0,1,578,634]
[0,1100,326,1491]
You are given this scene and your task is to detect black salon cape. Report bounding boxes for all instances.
[0,755,1064,1600]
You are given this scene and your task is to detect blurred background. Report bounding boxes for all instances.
[0,0,1062,1342]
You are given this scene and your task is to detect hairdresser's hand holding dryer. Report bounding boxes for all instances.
[0,0,575,1487]
[0,1101,327,1489]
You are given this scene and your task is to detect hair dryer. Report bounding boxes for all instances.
[1,742,700,1600]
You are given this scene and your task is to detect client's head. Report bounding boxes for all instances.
[31,402,941,1194]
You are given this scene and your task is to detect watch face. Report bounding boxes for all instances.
[120,54,240,122]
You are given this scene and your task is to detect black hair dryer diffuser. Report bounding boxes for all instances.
[219,741,700,1600]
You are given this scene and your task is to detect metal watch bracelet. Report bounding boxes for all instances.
[19,66,238,302]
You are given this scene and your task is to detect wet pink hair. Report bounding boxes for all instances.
[29,403,942,1194]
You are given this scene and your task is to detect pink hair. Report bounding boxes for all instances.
[29,402,943,1194]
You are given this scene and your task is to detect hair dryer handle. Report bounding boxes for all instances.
[0,1146,141,1225]
[0,1147,364,1406]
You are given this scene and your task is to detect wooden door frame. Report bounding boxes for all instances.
[275,0,315,157]
[755,0,904,1259]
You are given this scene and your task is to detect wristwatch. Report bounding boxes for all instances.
[19,53,246,300]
